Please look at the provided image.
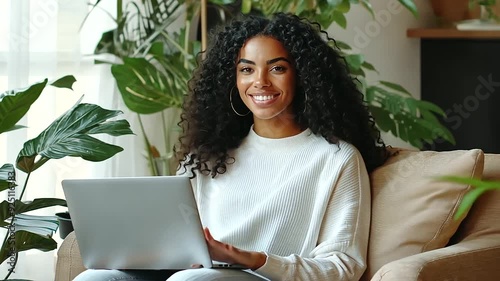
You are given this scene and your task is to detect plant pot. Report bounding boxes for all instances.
[55,212,73,239]
[430,0,481,27]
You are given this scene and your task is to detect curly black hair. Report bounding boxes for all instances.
[176,12,389,177]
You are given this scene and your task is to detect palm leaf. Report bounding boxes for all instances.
[111,57,186,114]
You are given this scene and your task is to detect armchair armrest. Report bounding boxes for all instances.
[370,236,500,281]
[55,231,86,281]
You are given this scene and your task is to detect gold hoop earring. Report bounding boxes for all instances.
[229,87,250,117]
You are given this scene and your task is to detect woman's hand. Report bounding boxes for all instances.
[203,227,267,270]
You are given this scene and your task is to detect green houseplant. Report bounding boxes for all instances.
[0,76,133,279]
[85,0,454,175]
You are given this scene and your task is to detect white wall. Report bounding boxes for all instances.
[328,0,435,148]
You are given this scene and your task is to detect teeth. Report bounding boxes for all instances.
[253,95,275,101]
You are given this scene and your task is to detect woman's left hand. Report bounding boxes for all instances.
[203,227,267,270]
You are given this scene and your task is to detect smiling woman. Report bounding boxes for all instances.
[74,12,389,281]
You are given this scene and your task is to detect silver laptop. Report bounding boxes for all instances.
[62,176,241,270]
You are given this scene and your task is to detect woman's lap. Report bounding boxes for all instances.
[167,268,268,281]
[73,269,177,281]
[74,268,268,281]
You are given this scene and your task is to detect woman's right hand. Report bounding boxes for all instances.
[203,227,266,270]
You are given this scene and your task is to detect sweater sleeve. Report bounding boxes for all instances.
[254,151,371,281]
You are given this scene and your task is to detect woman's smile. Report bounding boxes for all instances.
[249,92,280,105]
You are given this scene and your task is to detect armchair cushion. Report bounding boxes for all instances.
[361,148,484,280]
[370,236,500,281]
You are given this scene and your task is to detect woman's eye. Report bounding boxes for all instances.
[271,65,286,72]
[239,67,253,73]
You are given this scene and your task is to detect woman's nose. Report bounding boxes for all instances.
[254,72,270,88]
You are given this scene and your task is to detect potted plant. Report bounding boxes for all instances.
[430,0,481,26]
[0,75,133,279]
[55,211,73,239]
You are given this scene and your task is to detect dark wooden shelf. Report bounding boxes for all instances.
[413,29,500,153]
[407,28,500,39]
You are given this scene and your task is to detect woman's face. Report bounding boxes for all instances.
[236,36,296,126]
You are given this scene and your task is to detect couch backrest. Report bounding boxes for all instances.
[449,153,500,243]
[362,148,485,280]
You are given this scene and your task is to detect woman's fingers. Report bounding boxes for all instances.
[204,227,214,241]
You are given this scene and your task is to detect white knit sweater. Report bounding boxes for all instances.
[189,128,371,281]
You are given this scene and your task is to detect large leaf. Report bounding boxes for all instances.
[111,57,185,114]
[0,76,77,135]
[0,164,16,193]
[0,230,57,265]
[16,100,133,173]
[0,80,48,134]
[0,199,67,224]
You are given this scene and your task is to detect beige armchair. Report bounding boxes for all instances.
[55,149,500,281]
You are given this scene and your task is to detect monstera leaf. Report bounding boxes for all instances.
[16,98,134,173]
